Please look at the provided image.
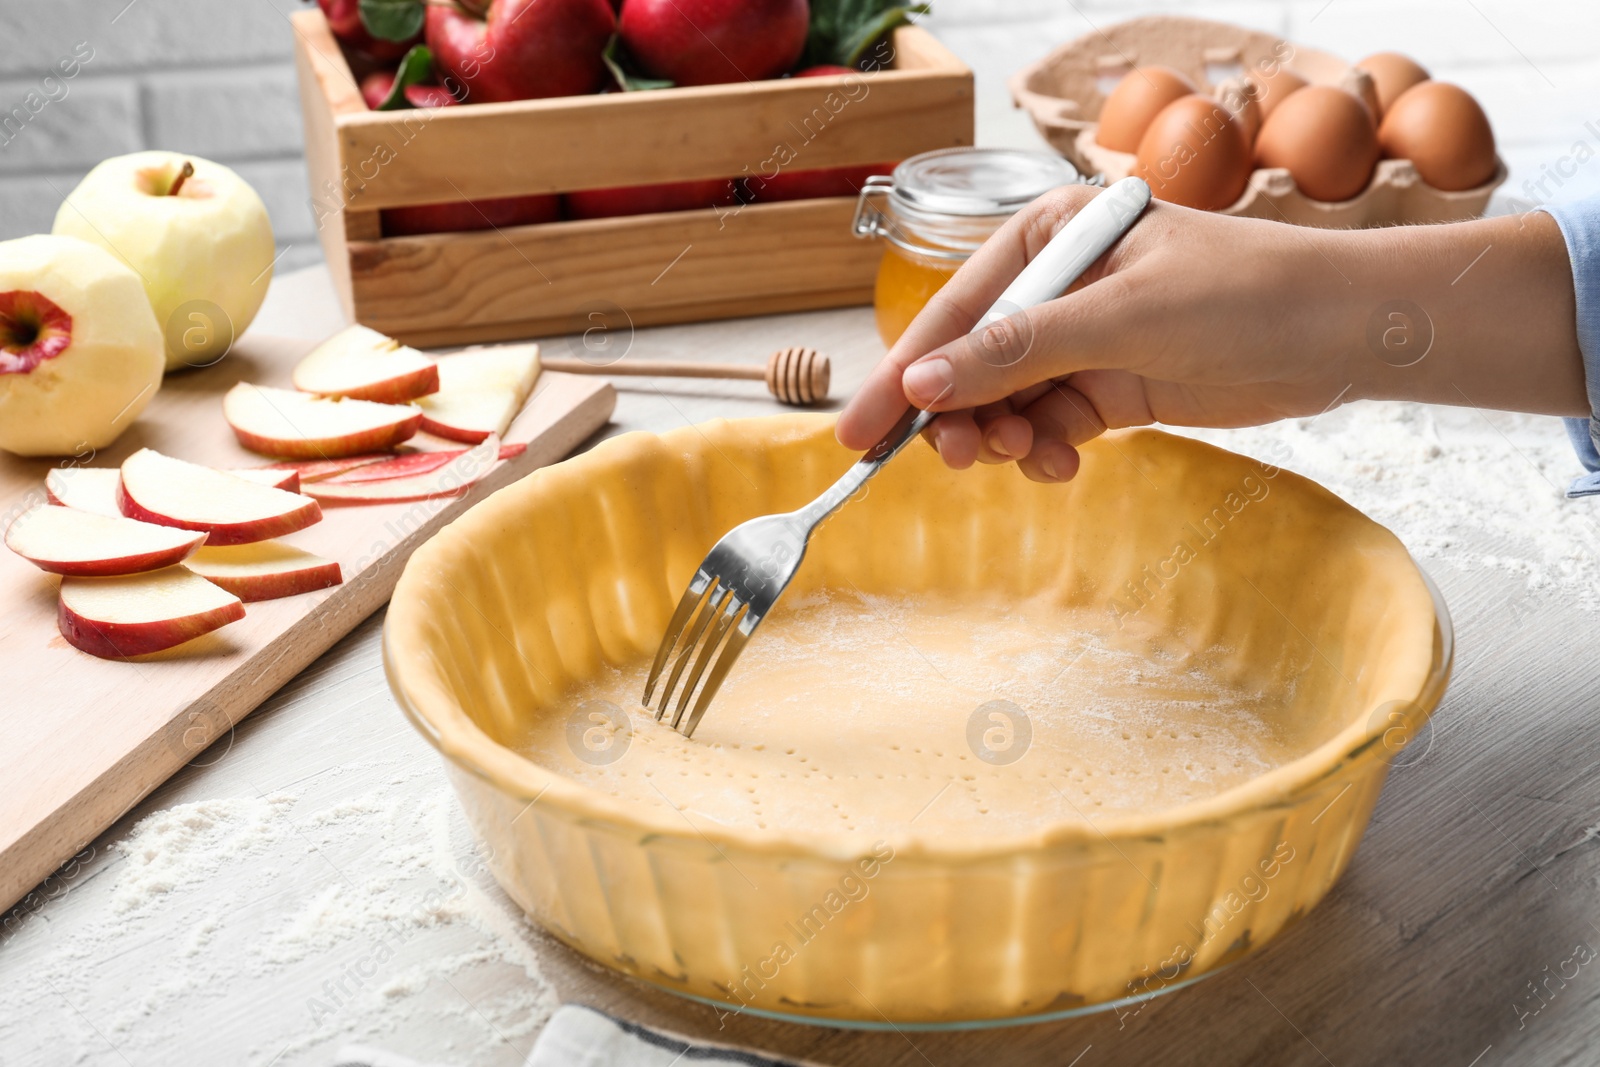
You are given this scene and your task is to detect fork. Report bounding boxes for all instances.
[642,176,1154,738]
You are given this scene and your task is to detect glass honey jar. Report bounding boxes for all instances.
[853,148,1085,348]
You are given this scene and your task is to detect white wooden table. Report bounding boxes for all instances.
[8,9,1600,1061]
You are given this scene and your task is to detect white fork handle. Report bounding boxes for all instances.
[974,175,1152,334]
[799,176,1152,525]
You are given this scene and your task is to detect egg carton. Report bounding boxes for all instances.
[1008,13,1505,227]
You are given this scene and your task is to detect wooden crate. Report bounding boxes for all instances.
[291,11,974,346]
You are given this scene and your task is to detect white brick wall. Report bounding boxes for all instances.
[1,0,1596,275]
[0,0,318,270]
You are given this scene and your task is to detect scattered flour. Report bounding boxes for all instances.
[178,907,225,959]
[1175,401,1600,610]
[6,776,558,1067]
[112,794,297,914]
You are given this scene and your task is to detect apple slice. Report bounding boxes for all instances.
[419,345,540,443]
[291,324,439,403]
[185,542,342,602]
[436,344,541,393]
[303,435,500,504]
[261,455,390,482]
[323,450,459,483]
[58,566,245,659]
[325,442,527,484]
[45,467,124,517]
[401,429,482,452]
[49,466,303,515]
[231,467,300,492]
[418,391,518,444]
[6,505,206,576]
[223,383,422,459]
[119,448,321,546]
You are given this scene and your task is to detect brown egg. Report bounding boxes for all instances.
[1254,85,1380,202]
[1096,66,1198,152]
[1214,76,1263,145]
[1133,95,1253,211]
[1356,52,1430,118]
[1252,64,1308,120]
[1378,81,1497,191]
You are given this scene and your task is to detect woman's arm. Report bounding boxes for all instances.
[1341,210,1582,413]
[837,186,1585,482]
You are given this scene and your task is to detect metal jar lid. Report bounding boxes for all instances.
[854,147,1088,261]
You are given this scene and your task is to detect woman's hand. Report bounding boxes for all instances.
[837,184,1585,482]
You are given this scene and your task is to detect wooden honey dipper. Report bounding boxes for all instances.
[540,346,830,406]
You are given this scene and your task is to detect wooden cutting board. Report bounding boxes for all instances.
[0,333,615,915]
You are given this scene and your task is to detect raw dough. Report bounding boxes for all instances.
[518,588,1299,837]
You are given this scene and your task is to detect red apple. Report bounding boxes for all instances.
[564,178,737,219]
[425,0,615,104]
[319,0,420,61]
[382,194,561,237]
[58,567,245,659]
[360,71,466,111]
[749,159,897,202]
[405,84,461,108]
[619,0,808,86]
[361,70,396,110]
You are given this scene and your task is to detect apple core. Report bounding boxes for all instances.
[0,290,72,374]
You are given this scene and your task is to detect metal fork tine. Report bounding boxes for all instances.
[642,572,712,709]
[680,624,753,739]
[670,597,744,729]
[657,584,730,717]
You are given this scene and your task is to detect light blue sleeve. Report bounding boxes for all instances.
[1539,200,1600,495]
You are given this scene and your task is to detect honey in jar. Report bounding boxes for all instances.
[854,148,1086,348]
[873,247,961,349]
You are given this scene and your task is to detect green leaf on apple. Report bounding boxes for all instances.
[359,0,426,43]
[379,44,434,111]
[602,35,675,92]
[804,0,932,69]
